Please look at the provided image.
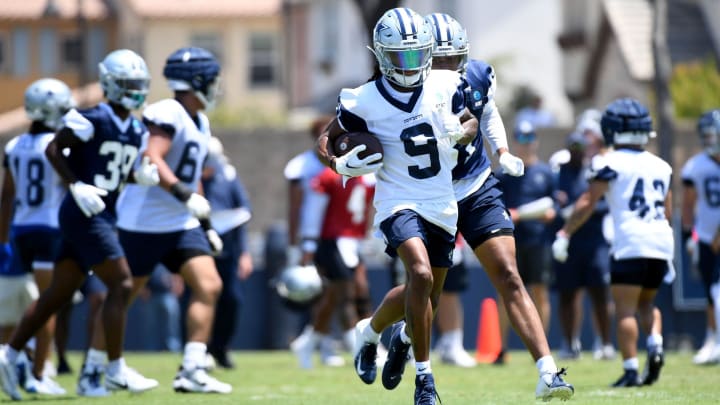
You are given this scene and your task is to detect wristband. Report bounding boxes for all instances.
[170,182,192,202]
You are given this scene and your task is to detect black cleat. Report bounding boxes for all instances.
[611,369,641,387]
[641,349,664,385]
[354,342,377,385]
[382,321,411,390]
[414,374,440,405]
[493,349,507,365]
[209,350,236,370]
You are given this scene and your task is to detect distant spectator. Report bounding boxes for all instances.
[514,88,556,128]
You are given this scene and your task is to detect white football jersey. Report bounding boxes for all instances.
[591,149,674,260]
[337,70,465,235]
[117,99,210,232]
[3,132,65,229]
[283,149,326,240]
[681,152,720,244]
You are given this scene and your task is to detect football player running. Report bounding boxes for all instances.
[553,98,673,387]
[317,8,477,405]
[116,46,231,394]
[681,109,720,364]
[426,13,572,400]
[0,49,160,401]
[0,78,74,396]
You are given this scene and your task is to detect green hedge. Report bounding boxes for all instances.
[670,57,720,119]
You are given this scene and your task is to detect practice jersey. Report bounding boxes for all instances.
[591,149,673,260]
[283,149,326,240]
[62,103,145,215]
[117,99,209,232]
[681,152,720,244]
[310,167,375,239]
[336,70,465,235]
[3,132,65,230]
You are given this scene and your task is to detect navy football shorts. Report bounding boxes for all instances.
[314,239,358,281]
[380,209,455,269]
[698,242,720,304]
[57,197,124,272]
[554,241,610,291]
[119,226,211,277]
[12,227,62,273]
[443,260,469,292]
[610,257,668,289]
[457,174,514,250]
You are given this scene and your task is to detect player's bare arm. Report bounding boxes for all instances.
[680,184,697,232]
[316,117,344,168]
[0,169,15,244]
[45,127,83,185]
[143,124,179,190]
[560,180,608,237]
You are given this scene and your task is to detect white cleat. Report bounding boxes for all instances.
[290,332,316,369]
[693,339,716,365]
[24,374,66,395]
[173,366,232,394]
[76,366,109,397]
[535,368,574,402]
[105,365,159,393]
[439,347,477,368]
[0,345,21,401]
[320,338,345,367]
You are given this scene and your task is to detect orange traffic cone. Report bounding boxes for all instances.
[475,297,501,363]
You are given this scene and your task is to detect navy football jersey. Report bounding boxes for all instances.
[61,102,146,213]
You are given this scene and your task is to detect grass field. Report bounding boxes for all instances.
[7,350,720,404]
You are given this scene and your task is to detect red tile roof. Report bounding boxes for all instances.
[126,0,281,19]
[0,0,110,20]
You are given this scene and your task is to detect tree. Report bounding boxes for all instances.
[351,0,402,66]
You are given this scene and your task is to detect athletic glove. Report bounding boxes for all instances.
[552,232,569,263]
[440,113,466,143]
[170,183,211,219]
[332,145,382,177]
[134,156,160,186]
[69,181,108,217]
[200,219,223,255]
[499,152,525,177]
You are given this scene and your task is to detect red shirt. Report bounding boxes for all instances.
[310,168,375,239]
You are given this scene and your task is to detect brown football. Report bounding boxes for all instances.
[333,132,383,163]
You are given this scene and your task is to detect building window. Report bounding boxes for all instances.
[40,29,58,74]
[191,33,223,63]
[249,32,278,87]
[61,35,82,69]
[0,36,5,72]
[12,28,30,76]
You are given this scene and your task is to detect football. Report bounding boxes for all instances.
[333,131,383,163]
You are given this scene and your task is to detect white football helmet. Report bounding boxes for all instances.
[425,13,469,72]
[98,49,150,110]
[275,265,323,304]
[24,78,75,130]
[371,7,434,88]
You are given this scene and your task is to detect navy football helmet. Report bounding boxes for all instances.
[98,49,150,110]
[600,98,654,146]
[24,78,75,130]
[697,109,720,155]
[163,47,221,110]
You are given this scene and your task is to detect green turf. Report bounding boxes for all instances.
[7,350,720,404]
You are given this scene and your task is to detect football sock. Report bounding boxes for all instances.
[361,322,381,344]
[646,334,663,351]
[343,328,355,351]
[106,358,125,376]
[536,355,558,376]
[4,346,18,364]
[84,348,107,372]
[622,357,639,370]
[415,360,431,375]
[183,342,207,370]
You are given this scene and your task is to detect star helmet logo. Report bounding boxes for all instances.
[375,22,391,38]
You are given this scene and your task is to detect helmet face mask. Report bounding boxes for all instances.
[600,98,653,147]
[98,49,150,111]
[372,8,434,88]
[425,13,469,73]
[24,78,75,130]
[163,47,221,110]
[697,109,720,155]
